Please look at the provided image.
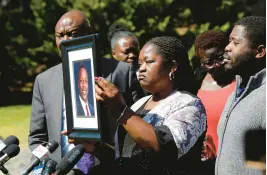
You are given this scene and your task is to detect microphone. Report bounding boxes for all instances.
[42,159,57,175]
[0,139,19,175]
[0,165,9,175]
[0,142,20,175]
[0,135,19,155]
[20,140,59,175]
[3,135,19,146]
[0,144,20,164]
[31,157,50,175]
[55,144,85,175]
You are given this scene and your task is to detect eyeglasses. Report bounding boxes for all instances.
[201,56,224,69]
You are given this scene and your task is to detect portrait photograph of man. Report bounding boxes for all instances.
[74,60,95,118]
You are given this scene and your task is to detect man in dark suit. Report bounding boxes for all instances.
[28,10,144,175]
[76,64,94,117]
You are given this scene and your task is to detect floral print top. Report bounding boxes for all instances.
[130,90,206,159]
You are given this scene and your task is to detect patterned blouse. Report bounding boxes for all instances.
[129,90,207,159]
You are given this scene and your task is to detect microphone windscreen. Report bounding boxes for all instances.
[4,135,19,146]
[3,144,20,158]
[56,144,85,174]
[45,140,59,153]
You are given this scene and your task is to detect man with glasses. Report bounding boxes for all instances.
[194,30,235,175]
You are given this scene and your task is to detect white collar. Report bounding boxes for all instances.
[79,95,88,107]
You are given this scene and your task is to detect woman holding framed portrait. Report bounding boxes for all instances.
[68,36,206,175]
[91,36,206,175]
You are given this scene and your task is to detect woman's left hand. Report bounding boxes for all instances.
[61,130,97,153]
[95,77,126,116]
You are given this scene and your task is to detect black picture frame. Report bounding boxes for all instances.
[61,34,102,141]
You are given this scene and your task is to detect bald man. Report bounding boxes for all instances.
[55,10,93,51]
[28,10,144,175]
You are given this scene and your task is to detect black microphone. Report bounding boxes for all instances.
[0,144,20,164]
[0,144,19,175]
[3,135,19,146]
[0,142,19,175]
[0,135,20,156]
[42,159,57,175]
[20,140,59,175]
[0,136,20,175]
[55,144,85,175]
[0,165,9,175]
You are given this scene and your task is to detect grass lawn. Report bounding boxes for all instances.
[0,105,31,148]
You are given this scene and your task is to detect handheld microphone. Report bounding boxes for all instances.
[31,157,50,175]
[3,136,19,146]
[42,159,57,175]
[0,144,19,174]
[0,136,20,175]
[0,143,19,175]
[0,144,20,164]
[0,165,10,174]
[20,140,59,175]
[0,135,20,155]
[55,144,85,175]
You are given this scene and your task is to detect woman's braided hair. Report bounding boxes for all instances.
[147,36,197,94]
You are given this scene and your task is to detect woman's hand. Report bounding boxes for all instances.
[61,130,96,153]
[95,77,127,117]
[201,136,217,160]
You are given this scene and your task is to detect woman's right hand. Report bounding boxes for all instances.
[94,77,127,118]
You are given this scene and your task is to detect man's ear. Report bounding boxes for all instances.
[112,49,116,59]
[171,60,178,73]
[256,45,266,59]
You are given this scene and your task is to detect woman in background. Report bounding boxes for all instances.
[194,30,236,174]
[108,23,140,66]
[107,22,146,101]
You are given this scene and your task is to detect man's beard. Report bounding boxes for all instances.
[211,69,235,86]
[225,51,255,76]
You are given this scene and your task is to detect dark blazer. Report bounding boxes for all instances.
[28,58,144,165]
[100,58,144,105]
[76,97,95,116]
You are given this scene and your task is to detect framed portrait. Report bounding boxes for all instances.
[61,34,102,141]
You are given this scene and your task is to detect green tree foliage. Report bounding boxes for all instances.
[0,0,264,105]
[0,0,67,105]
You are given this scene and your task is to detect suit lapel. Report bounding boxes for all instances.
[52,64,63,146]
[77,98,85,116]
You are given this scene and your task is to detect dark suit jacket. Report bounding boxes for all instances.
[28,58,144,166]
[76,97,95,116]
[100,58,144,105]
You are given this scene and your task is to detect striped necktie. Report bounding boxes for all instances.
[85,104,90,116]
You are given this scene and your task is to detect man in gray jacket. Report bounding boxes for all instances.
[216,16,266,175]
